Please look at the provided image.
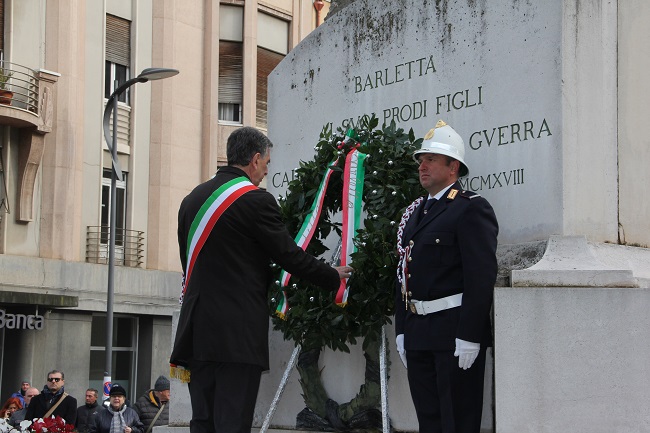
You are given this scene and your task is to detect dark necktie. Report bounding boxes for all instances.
[416,198,437,223]
[423,198,437,215]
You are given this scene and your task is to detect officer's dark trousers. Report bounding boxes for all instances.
[188,360,263,433]
[406,348,487,433]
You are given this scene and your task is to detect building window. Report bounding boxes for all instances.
[101,169,127,247]
[105,14,131,104]
[219,5,243,124]
[256,12,289,129]
[256,47,284,130]
[89,314,138,398]
[218,100,241,123]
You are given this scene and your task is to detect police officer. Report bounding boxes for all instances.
[395,120,498,433]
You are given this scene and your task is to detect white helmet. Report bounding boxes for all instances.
[413,120,469,176]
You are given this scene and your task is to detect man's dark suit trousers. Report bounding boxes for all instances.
[188,360,263,433]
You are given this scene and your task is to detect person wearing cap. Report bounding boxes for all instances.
[89,384,143,433]
[395,120,498,433]
[10,381,30,407]
[134,376,170,431]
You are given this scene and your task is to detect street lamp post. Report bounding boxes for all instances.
[101,67,179,402]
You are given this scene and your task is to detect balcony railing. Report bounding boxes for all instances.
[0,60,59,223]
[86,226,145,268]
[0,60,39,112]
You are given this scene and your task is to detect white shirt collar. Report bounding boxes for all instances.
[429,182,456,201]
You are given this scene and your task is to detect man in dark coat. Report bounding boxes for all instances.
[170,126,352,433]
[395,120,498,433]
[9,387,39,426]
[76,388,100,433]
[134,376,169,429]
[25,370,77,424]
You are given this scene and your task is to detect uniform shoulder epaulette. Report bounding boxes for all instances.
[459,190,481,199]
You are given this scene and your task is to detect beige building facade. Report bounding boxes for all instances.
[0,0,326,402]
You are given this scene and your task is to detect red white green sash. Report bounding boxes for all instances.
[179,176,256,304]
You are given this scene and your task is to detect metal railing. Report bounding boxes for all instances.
[86,226,145,268]
[0,60,39,112]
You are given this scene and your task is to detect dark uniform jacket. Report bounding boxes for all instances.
[26,388,77,424]
[395,181,498,351]
[88,406,144,433]
[170,166,340,371]
[76,401,100,433]
[134,391,168,428]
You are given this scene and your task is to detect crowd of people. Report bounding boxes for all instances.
[1,372,171,433]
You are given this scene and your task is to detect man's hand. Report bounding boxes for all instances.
[335,266,353,279]
[396,334,407,368]
[454,338,480,370]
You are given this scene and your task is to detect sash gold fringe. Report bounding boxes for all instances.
[170,364,191,383]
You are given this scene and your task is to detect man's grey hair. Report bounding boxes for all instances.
[226,127,273,166]
[86,388,99,397]
[47,370,64,379]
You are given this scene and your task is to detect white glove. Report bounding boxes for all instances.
[396,334,407,368]
[454,338,480,370]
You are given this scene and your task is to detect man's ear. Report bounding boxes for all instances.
[450,159,460,174]
[251,152,261,167]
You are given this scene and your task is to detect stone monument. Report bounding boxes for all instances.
[263,0,650,432]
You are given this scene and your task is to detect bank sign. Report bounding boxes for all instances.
[0,309,44,330]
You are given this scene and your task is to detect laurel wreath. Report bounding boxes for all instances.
[268,114,424,428]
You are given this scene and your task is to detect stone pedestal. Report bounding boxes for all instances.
[495,236,650,432]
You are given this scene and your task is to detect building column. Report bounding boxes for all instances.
[201,0,220,179]
[41,0,86,260]
[242,0,258,126]
[148,0,178,270]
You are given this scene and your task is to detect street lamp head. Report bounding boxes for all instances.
[136,68,179,82]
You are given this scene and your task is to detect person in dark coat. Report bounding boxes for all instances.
[170,126,352,433]
[8,387,39,426]
[25,370,77,424]
[134,376,169,429]
[89,384,143,433]
[395,120,498,433]
[76,388,100,433]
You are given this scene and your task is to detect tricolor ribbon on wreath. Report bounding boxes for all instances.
[275,132,367,319]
